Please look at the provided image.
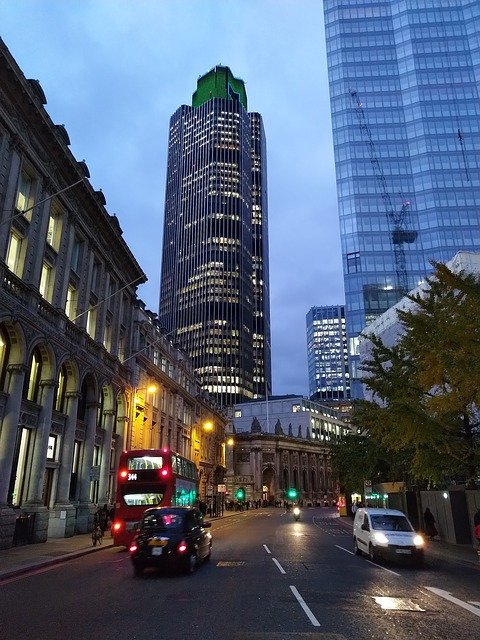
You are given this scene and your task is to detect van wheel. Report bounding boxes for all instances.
[354,538,362,556]
[369,544,377,563]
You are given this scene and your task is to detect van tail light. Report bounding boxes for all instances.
[178,541,187,553]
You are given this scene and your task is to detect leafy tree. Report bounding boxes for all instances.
[355,262,480,487]
[330,431,409,494]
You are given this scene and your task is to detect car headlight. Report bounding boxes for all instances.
[372,532,389,545]
[413,534,424,547]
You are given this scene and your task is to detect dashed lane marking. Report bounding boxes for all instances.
[289,585,321,627]
[272,557,286,574]
[263,544,271,554]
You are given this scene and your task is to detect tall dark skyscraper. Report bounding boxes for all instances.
[159,66,271,407]
[324,0,480,396]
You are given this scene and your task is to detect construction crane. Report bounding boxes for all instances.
[350,90,417,294]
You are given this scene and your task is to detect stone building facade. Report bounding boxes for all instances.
[130,303,228,502]
[226,431,337,506]
[0,39,227,548]
[227,396,349,505]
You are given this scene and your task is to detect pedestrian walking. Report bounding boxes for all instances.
[424,507,438,540]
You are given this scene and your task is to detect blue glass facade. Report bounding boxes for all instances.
[306,305,350,401]
[324,0,480,396]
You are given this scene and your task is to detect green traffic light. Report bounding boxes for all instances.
[287,488,298,500]
[235,487,245,501]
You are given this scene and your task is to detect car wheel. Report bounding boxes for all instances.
[133,561,144,577]
[369,544,377,563]
[354,538,362,556]
[184,552,197,574]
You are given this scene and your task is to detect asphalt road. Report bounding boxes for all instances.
[1,508,479,640]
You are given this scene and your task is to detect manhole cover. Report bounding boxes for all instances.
[372,596,426,611]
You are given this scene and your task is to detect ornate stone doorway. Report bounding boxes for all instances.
[262,466,275,504]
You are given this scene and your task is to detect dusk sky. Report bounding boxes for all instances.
[1,0,344,396]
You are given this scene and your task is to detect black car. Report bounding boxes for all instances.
[129,506,212,576]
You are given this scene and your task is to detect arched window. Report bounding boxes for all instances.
[311,469,317,492]
[0,326,10,391]
[293,468,299,491]
[24,347,42,402]
[54,364,67,413]
[283,467,289,490]
[77,379,88,421]
[97,387,105,428]
[302,468,308,492]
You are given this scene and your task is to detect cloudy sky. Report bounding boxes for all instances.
[1,0,344,396]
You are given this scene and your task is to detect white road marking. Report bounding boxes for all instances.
[468,601,480,608]
[364,558,401,576]
[426,587,480,618]
[272,557,286,574]
[289,585,320,627]
[335,544,354,555]
[263,544,271,554]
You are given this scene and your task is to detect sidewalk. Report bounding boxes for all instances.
[0,509,242,581]
[335,514,480,568]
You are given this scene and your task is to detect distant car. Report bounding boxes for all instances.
[129,506,212,576]
[353,507,424,565]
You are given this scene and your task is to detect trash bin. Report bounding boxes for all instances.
[13,512,36,546]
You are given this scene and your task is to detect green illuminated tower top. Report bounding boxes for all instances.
[192,66,247,110]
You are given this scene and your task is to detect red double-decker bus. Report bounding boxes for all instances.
[112,448,199,547]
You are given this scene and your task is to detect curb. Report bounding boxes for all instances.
[0,541,114,582]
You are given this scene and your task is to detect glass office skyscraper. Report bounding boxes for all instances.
[324,0,480,396]
[159,66,271,407]
[306,305,350,402]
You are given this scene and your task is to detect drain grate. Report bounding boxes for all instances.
[216,561,245,567]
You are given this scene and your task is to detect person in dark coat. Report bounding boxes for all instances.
[424,507,438,540]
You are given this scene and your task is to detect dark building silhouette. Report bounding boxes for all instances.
[159,66,271,407]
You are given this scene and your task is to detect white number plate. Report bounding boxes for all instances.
[152,547,163,556]
[396,548,411,555]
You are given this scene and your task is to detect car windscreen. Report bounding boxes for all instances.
[142,512,184,531]
[370,515,413,532]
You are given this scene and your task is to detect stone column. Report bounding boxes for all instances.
[0,364,26,549]
[252,446,262,500]
[97,409,115,506]
[24,379,57,543]
[75,401,98,533]
[51,392,80,537]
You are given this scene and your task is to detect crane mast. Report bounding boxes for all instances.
[350,90,417,294]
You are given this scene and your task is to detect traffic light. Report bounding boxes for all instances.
[235,487,246,501]
[286,488,298,501]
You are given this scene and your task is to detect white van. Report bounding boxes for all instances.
[353,507,424,565]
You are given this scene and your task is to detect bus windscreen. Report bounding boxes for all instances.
[127,456,163,470]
